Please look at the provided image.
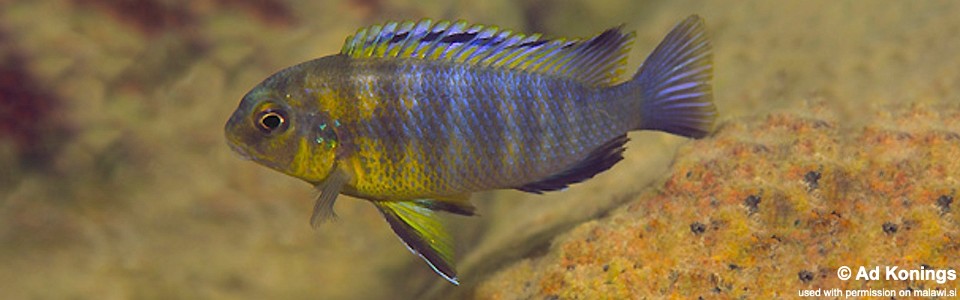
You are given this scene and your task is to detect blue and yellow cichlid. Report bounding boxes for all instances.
[225,15,715,284]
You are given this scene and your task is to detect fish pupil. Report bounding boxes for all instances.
[263,115,281,128]
[257,111,285,133]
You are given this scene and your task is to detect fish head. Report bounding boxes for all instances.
[225,73,338,184]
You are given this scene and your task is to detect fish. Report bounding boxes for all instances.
[224,15,716,285]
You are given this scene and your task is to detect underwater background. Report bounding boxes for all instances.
[1,0,958,299]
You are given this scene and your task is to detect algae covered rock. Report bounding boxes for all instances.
[476,103,960,298]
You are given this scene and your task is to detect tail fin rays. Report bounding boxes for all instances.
[634,15,716,138]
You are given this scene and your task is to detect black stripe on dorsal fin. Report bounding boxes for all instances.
[515,135,628,194]
[340,19,635,87]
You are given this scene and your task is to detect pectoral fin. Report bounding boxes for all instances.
[310,170,349,228]
[374,200,459,285]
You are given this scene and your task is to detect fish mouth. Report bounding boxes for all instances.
[226,139,253,161]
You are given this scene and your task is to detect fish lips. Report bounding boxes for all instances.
[224,117,254,161]
[227,139,253,161]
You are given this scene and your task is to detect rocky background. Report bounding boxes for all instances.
[1,0,958,299]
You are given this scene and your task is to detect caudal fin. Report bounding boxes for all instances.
[631,15,716,138]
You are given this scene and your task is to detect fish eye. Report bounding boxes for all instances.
[255,108,288,133]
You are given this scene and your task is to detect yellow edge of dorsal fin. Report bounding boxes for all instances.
[340,19,635,87]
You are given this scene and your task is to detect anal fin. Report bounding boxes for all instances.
[515,135,628,194]
[374,200,459,285]
[417,194,476,216]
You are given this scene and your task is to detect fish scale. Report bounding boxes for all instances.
[225,15,716,284]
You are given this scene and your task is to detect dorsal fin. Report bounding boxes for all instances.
[340,19,635,86]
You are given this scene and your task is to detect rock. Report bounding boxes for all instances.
[475,104,960,298]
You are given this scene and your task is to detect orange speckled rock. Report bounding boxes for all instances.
[476,103,960,299]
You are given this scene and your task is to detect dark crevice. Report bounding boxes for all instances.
[72,0,295,36]
[72,0,196,36]
[0,28,71,169]
[213,0,295,27]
